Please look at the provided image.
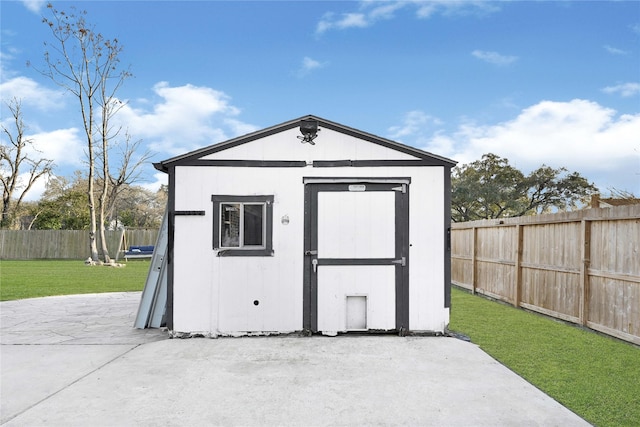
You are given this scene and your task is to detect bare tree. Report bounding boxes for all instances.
[606,188,637,199]
[97,130,152,262]
[96,73,131,263]
[0,98,53,229]
[104,132,153,226]
[112,184,166,229]
[36,4,131,262]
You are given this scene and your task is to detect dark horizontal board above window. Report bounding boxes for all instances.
[182,160,307,167]
[312,159,445,167]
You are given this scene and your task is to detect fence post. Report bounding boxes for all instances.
[471,226,477,294]
[579,220,591,326]
[514,224,524,307]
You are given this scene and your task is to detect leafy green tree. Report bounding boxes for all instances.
[31,189,89,229]
[25,172,165,230]
[451,153,598,222]
[113,184,166,229]
[29,173,90,229]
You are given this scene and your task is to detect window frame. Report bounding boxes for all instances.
[211,195,274,257]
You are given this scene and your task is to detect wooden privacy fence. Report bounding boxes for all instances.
[0,229,159,260]
[451,205,640,345]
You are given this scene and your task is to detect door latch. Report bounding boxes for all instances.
[305,250,318,256]
[312,259,318,273]
[392,257,406,267]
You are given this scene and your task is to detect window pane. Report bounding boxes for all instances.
[221,204,240,247]
[212,195,273,255]
[243,204,264,246]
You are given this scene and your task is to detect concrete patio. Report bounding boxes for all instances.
[0,292,589,426]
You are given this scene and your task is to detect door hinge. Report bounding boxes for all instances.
[392,184,406,193]
[392,257,406,267]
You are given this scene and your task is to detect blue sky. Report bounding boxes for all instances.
[2,0,639,200]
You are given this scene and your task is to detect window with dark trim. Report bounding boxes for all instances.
[211,195,274,256]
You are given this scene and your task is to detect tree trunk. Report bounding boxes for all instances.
[88,198,100,262]
[87,134,100,263]
[98,204,111,263]
[1,201,12,229]
[99,134,111,263]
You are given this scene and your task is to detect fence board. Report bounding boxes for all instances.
[0,229,159,260]
[451,205,640,345]
[451,227,474,291]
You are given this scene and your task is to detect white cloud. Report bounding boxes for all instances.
[296,57,328,77]
[18,173,49,202]
[14,127,86,202]
[28,128,85,168]
[472,50,518,66]
[317,12,369,34]
[118,81,258,156]
[302,57,322,71]
[337,13,369,29]
[316,1,499,35]
[408,100,640,193]
[415,0,499,19]
[223,118,260,137]
[368,1,406,20]
[0,44,20,71]
[139,172,168,195]
[0,76,66,110]
[387,110,443,139]
[20,0,46,14]
[604,45,628,55]
[602,82,640,98]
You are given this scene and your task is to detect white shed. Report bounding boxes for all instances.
[151,115,456,337]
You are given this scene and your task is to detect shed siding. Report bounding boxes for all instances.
[173,214,213,334]
[200,128,420,162]
[171,165,447,335]
[408,168,447,331]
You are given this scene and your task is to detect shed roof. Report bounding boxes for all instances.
[154,114,457,172]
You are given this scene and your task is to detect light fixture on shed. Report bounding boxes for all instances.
[297,119,319,145]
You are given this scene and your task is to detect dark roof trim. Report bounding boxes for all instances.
[156,159,450,169]
[167,159,307,168]
[154,115,457,173]
[313,159,451,167]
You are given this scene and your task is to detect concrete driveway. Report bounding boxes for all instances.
[1,292,589,426]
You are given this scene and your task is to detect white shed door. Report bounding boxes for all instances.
[303,181,409,334]
[318,192,395,258]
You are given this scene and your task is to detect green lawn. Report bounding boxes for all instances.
[0,259,149,301]
[449,287,640,427]
[1,261,637,426]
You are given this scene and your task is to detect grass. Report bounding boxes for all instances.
[0,259,149,301]
[449,286,640,427]
[1,261,638,426]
